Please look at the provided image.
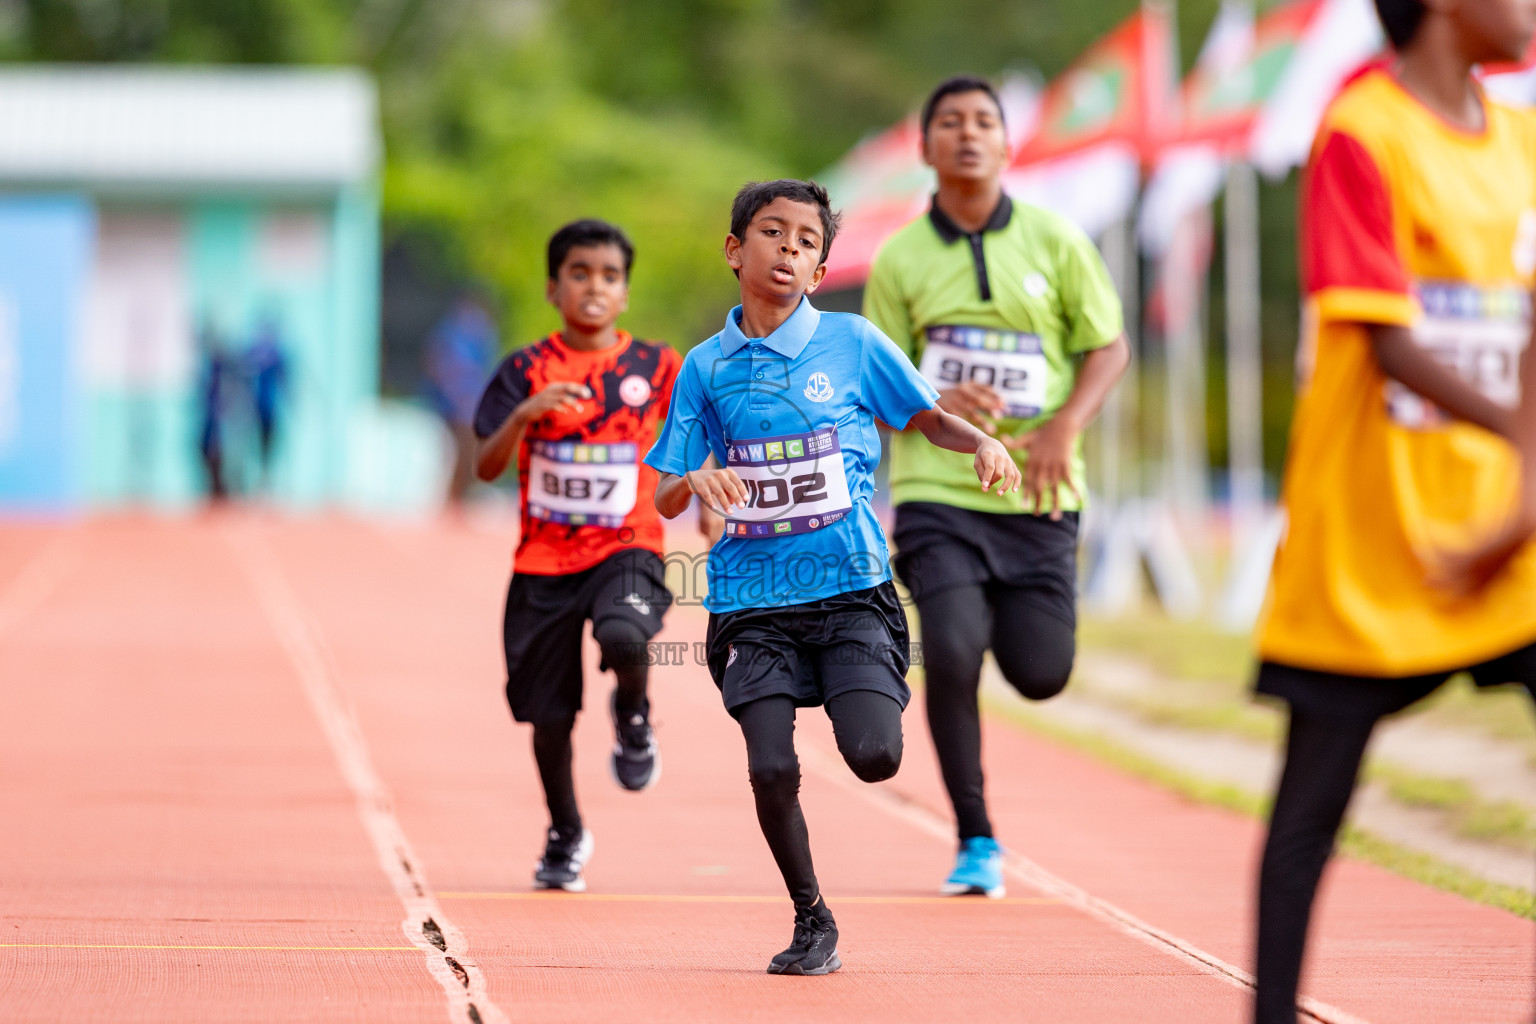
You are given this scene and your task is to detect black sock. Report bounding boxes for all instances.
[531,718,581,833]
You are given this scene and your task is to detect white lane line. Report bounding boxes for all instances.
[0,533,82,642]
[797,743,1370,1024]
[227,525,508,1024]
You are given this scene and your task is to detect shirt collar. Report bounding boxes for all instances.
[927,193,1013,244]
[718,295,821,358]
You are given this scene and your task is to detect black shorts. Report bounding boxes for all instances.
[502,549,673,725]
[705,582,912,717]
[892,501,1078,626]
[1256,639,1536,724]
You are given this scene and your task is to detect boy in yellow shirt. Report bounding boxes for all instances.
[1253,0,1536,1019]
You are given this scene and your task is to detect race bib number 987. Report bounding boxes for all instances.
[526,440,639,528]
[721,427,854,538]
[919,325,1049,419]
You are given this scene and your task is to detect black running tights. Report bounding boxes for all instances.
[531,618,652,833]
[1254,708,1377,1024]
[916,583,1075,840]
[736,692,904,907]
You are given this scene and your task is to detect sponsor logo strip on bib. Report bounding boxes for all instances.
[722,427,853,538]
[527,440,639,528]
[920,325,1048,419]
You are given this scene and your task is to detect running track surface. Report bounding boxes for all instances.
[0,515,1530,1024]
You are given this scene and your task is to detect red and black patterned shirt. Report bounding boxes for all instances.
[474,331,682,575]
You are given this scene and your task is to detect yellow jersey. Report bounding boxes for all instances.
[1259,66,1536,675]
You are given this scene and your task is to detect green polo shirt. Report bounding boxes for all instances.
[863,195,1123,514]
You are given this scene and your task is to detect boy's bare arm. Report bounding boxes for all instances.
[907,407,1021,495]
[1426,316,1536,592]
[656,467,749,520]
[1370,324,1514,437]
[474,382,590,481]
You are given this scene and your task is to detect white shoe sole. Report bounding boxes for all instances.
[939,880,1006,898]
[534,829,594,893]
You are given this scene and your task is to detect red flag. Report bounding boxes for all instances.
[1175,0,1325,153]
[1010,3,1177,168]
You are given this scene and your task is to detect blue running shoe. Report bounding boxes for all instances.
[940,836,1005,898]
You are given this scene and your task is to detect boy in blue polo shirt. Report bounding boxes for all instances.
[648,179,1019,976]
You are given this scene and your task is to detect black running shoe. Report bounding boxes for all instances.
[766,898,841,975]
[610,691,661,792]
[533,826,593,892]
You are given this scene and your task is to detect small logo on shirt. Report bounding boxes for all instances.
[1023,272,1048,297]
[803,372,834,402]
[619,374,653,407]
[621,592,651,616]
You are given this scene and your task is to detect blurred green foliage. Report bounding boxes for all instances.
[14,0,1318,486]
[11,0,1305,361]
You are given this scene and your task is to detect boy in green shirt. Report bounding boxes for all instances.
[864,75,1130,897]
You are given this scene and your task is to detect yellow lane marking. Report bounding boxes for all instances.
[0,944,416,951]
[437,892,1060,906]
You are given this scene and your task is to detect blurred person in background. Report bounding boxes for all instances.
[197,319,237,503]
[425,290,498,504]
[244,308,289,493]
[1250,0,1536,1019]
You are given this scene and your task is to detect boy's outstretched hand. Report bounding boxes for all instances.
[975,436,1021,495]
[685,466,750,514]
[1004,415,1082,520]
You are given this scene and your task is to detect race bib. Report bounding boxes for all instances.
[526,440,639,528]
[721,427,854,538]
[920,325,1049,419]
[1386,283,1529,429]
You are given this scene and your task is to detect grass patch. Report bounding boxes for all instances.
[1366,763,1536,852]
[1337,828,1536,919]
[1081,613,1536,759]
[1079,612,1254,688]
[1111,690,1282,744]
[978,691,1536,921]
[1459,801,1536,848]
[1403,674,1536,751]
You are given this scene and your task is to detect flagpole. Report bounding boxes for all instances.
[1222,157,1266,611]
[1085,212,1144,616]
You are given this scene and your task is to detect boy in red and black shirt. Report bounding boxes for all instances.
[474,220,682,892]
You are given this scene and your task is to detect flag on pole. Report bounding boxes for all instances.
[1140,0,1382,254]
[1009,2,1177,168]
[1248,0,1383,177]
[816,116,931,292]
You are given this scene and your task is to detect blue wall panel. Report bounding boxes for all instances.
[0,196,94,513]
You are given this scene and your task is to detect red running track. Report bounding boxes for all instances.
[0,516,1529,1023]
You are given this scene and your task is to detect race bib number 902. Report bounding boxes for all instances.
[721,427,854,538]
[526,440,639,528]
[920,325,1049,419]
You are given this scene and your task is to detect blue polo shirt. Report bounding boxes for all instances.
[645,296,938,613]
